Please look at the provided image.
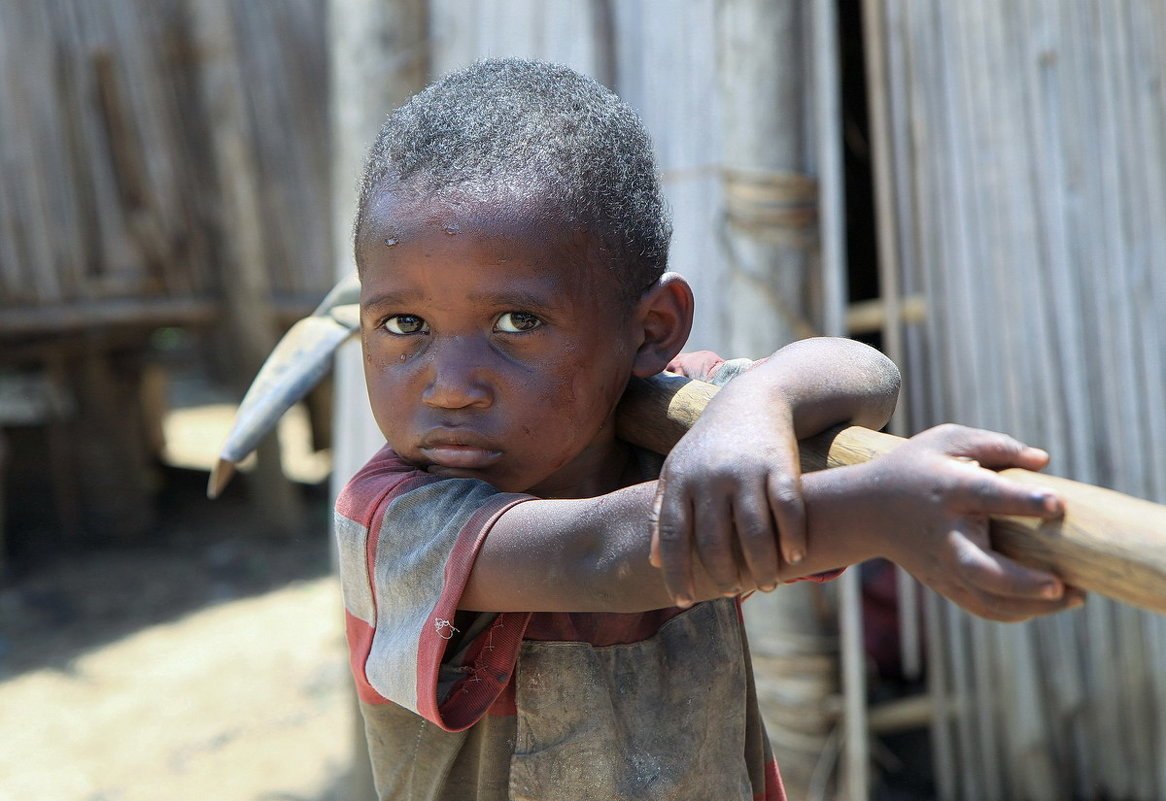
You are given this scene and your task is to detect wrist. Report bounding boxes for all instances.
[798,463,887,571]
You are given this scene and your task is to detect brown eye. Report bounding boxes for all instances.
[384,314,428,335]
[495,312,541,333]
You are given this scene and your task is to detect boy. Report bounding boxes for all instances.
[336,58,1079,800]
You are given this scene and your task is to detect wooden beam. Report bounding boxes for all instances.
[0,297,218,337]
[188,0,302,536]
[845,294,927,336]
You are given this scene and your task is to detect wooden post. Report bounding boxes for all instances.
[188,0,303,536]
[811,0,872,797]
[716,0,821,351]
[64,343,156,541]
[328,1,429,798]
[714,3,841,797]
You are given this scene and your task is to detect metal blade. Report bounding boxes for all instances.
[207,274,360,498]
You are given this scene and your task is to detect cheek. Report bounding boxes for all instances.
[362,345,412,435]
[567,371,616,421]
[538,354,625,440]
[508,365,591,443]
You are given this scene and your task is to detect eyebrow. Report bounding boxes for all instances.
[361,290,421,312]
[360,286,563,313]
[467,287,561,312]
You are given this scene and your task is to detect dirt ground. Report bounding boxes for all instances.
[0,405,364,801]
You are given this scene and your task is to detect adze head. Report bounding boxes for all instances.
[207,274,361,498]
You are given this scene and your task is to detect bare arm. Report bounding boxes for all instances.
[749,336,902,437]
[465,337,901,612]
[461,424,1084,621]
[652,337,900,604]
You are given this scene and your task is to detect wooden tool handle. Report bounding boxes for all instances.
[616,373,1166,615]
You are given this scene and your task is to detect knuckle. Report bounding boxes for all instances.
[953,551,982,581]
[695,536,731,565]
[739,520,773,545]
[655,521,686,545]
[734,502,772,540]
[969,479,1001,505]
[769,476,803,507]
[950,540,992,584]
[927,478,954,507]
[930,422,966,441]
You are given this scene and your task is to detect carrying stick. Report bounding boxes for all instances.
[617,373,1166,615]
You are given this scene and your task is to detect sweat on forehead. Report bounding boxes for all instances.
[354,57,672,300]
[356,192,626,300]
[361,188,571,244]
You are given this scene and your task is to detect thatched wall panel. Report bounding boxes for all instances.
[0,0,331,334]
[873,1,1166,797]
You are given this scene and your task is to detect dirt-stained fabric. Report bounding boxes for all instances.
[509,600,753,800]
[335,354,809,800]
[357,601,784,801]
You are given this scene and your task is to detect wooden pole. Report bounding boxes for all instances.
[812,0,869,797]
[714,4,839,796]
[328,1,429,798]
[188,0,303,536]
[617,374,1166,617]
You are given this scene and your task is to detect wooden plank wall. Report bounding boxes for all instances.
[0,0,332,335]
[871,2,1166,798]
[0,0,212,317]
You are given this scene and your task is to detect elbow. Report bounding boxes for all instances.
[776,337,901,432]
[859,346,901,430]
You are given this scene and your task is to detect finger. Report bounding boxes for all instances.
[957,581,1086,623]
[949,525,1067,602]
[767,469,807,568]
[732,484,780,592]
[949,468,1064,519]
[930,424,1053,472]
[694,490,740,596]
[650,477,697,608]
[956,586,1086,623]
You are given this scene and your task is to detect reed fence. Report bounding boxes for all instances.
[0,0,332,336]
[869,2,1166,798]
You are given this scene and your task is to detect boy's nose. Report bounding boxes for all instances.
[420,336,493,410]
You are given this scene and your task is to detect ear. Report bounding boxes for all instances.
[631,273,695,378]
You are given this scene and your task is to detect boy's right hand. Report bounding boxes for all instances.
[849,424,1086,622]
[648,385,806,607]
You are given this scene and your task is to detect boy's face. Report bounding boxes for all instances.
[356,195,642,498]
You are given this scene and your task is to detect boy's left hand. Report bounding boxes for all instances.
[649,384,805,607]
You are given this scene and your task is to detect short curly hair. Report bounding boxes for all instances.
[355,58,671,300]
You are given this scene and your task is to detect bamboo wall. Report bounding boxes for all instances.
[0,0,332,337]
[870,2,1166,799]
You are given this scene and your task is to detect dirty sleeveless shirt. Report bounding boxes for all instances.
[333,355,826,801]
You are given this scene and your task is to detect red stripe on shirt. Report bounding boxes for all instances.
[757,756,788,801]
[344,611,390,704]
[415,494,534,732]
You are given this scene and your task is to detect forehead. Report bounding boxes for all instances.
[356,193,621,298]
